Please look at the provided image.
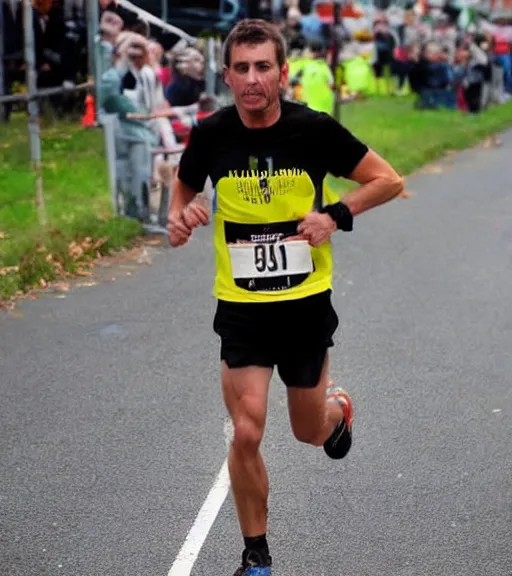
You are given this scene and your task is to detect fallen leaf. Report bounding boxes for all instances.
[0,266,19,276]
[81,237,94,251]
[53,281,70,292]
[68,241,84,260]
[93,236,109,250]
[483,136,503,149]
[75,269,92,277]
[144,237,164,247]
[0,232,8,239]
[400,191,411,199]
[421,165,444,175]
[40,278,48,288]
[136,247,152,265]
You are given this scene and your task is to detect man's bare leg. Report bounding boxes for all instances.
[222,363,272,538]
[286,352,353,454]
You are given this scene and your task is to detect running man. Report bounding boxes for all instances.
[168,19,404,576]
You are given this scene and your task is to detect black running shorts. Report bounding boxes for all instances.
[213,290,339,388]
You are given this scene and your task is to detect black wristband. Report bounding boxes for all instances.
[319,201,353,232]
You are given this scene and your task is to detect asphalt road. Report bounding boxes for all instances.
[1,131,511,576]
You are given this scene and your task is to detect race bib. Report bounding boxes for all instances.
[224,220,314,292]
[229,240,313,279]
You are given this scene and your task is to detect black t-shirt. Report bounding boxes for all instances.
[178,100,369,303]
[178,99,368,199]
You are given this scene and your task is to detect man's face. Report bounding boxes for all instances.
[224,41,288,115]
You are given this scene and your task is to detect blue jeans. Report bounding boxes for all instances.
[419,89,457,109]
[495,54,512,93]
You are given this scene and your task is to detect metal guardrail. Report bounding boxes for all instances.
[0,81,94,105]
[101,112,186,235]
[0,0,208,230]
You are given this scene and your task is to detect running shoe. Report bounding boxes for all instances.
[233,550,272,576]
[323,383,354,460]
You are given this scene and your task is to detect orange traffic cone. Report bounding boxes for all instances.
[82,94,96,128]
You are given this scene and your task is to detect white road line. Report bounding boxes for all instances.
[167,458,231,576]
[167,416,234,576]
[167,417,234,576]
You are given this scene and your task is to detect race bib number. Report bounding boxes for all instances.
[229,240,313,279]
[224,220,314,292]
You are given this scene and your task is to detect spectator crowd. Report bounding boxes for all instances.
[95,1,218,224]
[277,0,512,114]
[2,0,511,224]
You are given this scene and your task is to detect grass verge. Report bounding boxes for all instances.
[2,96,512,301]
[327,95,512,193]
[0,115,142,301]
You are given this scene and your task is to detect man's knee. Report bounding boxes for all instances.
[222,363,271,456]
[232,417,265,455]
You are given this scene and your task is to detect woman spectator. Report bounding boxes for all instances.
[372,14,398,91]
[164,47,205,107]
[462,38,491,113]
[409,42,456,109]
[143,40,178,149]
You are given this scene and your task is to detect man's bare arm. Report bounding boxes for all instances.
[167,176,208,247]
[169,175,199,217]
[342,150,404,217]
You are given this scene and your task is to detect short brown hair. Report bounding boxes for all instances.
[223,19,287,69]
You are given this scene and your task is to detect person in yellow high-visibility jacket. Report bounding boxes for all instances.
[300,41,336,115]
[288,56,308,102]
[288,44,342,202]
